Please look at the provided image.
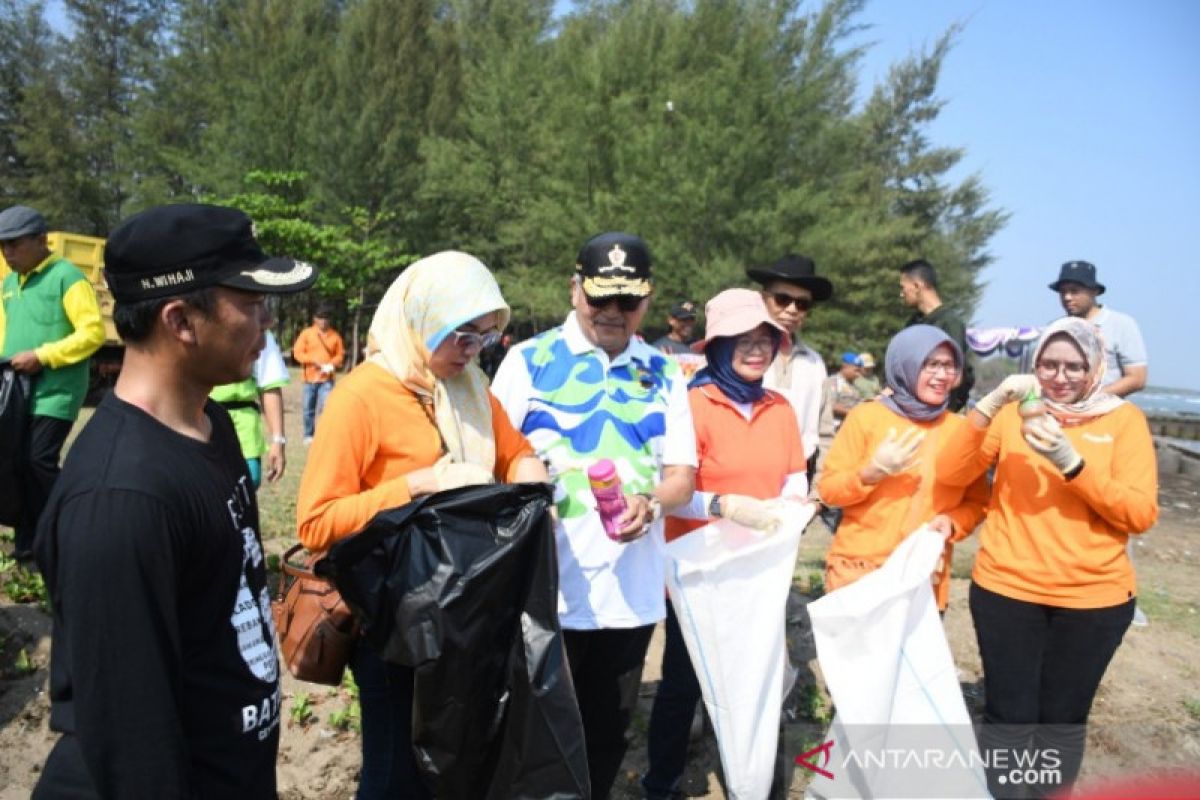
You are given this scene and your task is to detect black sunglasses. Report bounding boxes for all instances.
[586,294,645,312]
[766,292,813,312]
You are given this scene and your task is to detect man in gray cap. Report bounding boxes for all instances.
[0,205,105,561]
[33,204,317,797]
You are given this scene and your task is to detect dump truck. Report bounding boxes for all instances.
[1,231,122,400]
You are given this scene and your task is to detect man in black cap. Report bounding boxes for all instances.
[0,205,105,561]
[33,204,316,798]
[899,258,974,411]
[1050,260,1146,397]
[492,231,697,799]
[747,254,832,485]
[652,300,698,355]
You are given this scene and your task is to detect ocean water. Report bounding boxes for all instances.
[1130,386,1200,419]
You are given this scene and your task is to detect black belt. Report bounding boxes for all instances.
[219,399,260,413]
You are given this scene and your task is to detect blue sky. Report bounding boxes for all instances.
[850,0,1200,390]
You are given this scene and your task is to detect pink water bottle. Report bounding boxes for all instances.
[588,459,628,541]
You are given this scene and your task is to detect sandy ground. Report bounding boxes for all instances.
[3,380,1198,798]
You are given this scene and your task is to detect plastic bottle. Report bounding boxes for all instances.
[587,459,628,541]
[1018,389,1046,438]
[1018,388,1045,419]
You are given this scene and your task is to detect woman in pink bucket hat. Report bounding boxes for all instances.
[643,288,809,799]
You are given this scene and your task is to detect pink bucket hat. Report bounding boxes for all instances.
[691,288,789,353]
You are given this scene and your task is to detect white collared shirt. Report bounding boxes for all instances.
[762,337,827,459]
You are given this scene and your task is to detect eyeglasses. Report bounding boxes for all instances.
[920,359,961,376]
[765,292,812,312]
[586,294,645,313]
[1035,359,1087,380]
[450,329,502,351]
[734,336,776,355]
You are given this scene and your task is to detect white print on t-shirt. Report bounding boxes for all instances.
[241,683,282,741]
[226,476,279,685]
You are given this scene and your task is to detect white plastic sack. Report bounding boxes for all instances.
[804,526,989,799]
[664,501,815,800]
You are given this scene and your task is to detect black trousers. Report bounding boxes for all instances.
[563,624,656,800]
[17,415,73,554]
[969,582,1134,799]
[642,600,701,799]
[34,734,101,799]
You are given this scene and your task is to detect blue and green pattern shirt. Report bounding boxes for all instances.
[492,312,697,629]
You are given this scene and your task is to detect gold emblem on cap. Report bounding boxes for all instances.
[599,244,635,275]
[239,260,314,285]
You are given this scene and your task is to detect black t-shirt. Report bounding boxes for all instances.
[35,393,281,798]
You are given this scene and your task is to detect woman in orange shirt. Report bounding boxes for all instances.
[816,325,988,610]
[937,317,1158,798]
[296,252,548,800]
[642,288,808,800]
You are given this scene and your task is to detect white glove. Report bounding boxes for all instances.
[973,374,1041,421]
[320,363,336,375]
[1023,415,1083,475]
[720,494,781,532]
[870,427,925,475]
[433,457,495,491]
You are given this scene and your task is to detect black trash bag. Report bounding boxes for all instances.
[0,362,32,527]
[318,482,590,800]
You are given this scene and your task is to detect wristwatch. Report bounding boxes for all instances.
[708,494,723,518]
[271,435,287,445]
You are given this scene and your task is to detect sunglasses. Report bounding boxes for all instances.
[450,329,502,350]
[586,294,645,313]
[765,292,813,312]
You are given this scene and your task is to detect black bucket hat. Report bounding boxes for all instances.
[745,254,833,301]
[1049,260,1105,295]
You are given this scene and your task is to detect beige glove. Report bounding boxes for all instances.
[720,494,781,532]
[1023,415,1083,474]
[973,374,1041,421]
[870,427,925,475]
[433,457,495,492]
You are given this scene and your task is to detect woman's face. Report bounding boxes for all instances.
[730,324,777,382]
[428,310,500,380]
[1036,335,1089,404]
[914,343,959,406]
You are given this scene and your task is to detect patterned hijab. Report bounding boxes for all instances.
[879,325,962,422]
[366,251,511,472]
[1033,317,1124,424]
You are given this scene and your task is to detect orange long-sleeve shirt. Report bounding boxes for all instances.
[296,361,535,552]
[817,401,990,607]
[936,402,1158,609]
[292,325,345,383]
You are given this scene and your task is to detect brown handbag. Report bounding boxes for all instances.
[272,544,359,686]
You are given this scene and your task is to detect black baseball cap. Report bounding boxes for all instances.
[575,232,653,298]
[669,300,698,319]
[104,203,318,303]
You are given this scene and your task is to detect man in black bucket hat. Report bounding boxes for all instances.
[33,204,316,798]
[1050,259,1146,398]
[747,254,833,484]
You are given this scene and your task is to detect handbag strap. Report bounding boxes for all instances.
[276,543,320,603]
